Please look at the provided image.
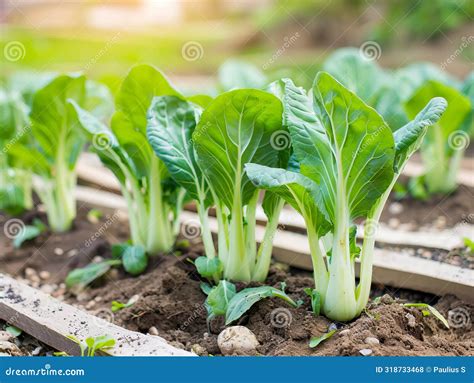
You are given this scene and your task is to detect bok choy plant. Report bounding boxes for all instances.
[7,74,112,232]
[246,72,447,321]
[0,88,32,214]
[147,89,290,282]
[404,80,470,194]
[71,65,206,254]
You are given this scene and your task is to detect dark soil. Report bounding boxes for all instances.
[1,204,473,356]
[381,182,474,228]
[72,257,473,356]
[0,203,130,285]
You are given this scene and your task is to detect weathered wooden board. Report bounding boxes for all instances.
[0,273,194,356]
[76,186,474,302]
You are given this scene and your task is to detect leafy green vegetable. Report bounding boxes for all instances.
[122,245,148,276]
[70,65,187,253]
[111,295,139,312]
[12,219,46,248]
[65,260,121,291]
[309,329,336,348]
[464,237,474,252]
[403,303,449,329]
[7,74,112,232]
[304,288,321,315]
[5,325,22,337]
[246,72,446,321]
[206,280,236,317]
[225,286,297,325]
[218,59,267,91]
[404,80,471,194]
[68,334,116,356]
[195,256,223,283]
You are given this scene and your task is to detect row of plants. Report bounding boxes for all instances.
[2,51,471,324]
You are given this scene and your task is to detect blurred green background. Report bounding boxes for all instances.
[1,0,473,93]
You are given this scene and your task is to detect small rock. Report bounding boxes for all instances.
[364,337,380,345]
[435,216,446,229]
[94,296,103,302]
[32,346,42,356]
[388,202,403,215]
[405,313,417,328]
[54,248,64,256]
[328,323,338,331]
[0,341,21,354]
[39,271,51,280]
[67,249,78,257]
[85,301,96,310]
[339,329,350,336]
[40,285,55,294]
[92,256,104,263]
[388,218,400,229]
[76,293,89,302]
[359,348,372,356]
[421,250,431,259]
[380,294,393,305]
[217,326,259,356]
[148,327,159,336]
[191,344,207,356]
[24,268,37,278]
[0,331,13,342]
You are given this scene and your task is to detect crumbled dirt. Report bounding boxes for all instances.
[72,257,473,356]
[1,203,473,356]
[0,204,130,285]
[0,320,56,356]
[381,182,474,228]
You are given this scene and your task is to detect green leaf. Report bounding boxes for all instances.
[403,303,449,329]
[218,59,267,91]
[200,282,213,295]
[122,245,148,276]
[111,242,131,259]
[194,89,289,209]
[405,81,469,152]
[13,219,46,248]
[206,280,236,317]
[245,164,329,234]
[111,295,138,313]
[225,286,297,325]
[147,96,209,202]
[464,237,474,252]
[304,288,321,315]
[322,48,388,105]
[5,325,22,337]
[65,260,121,290]
[309,329,336,348]
[394,97,447,172]
[195,256,223,279]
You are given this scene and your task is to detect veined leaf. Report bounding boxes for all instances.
[207,280,236,317]
[193,89,288,209]
[195,256,223,279]
[122,245,148,276]
[225,286,297,325]
[218,59,267,91]
[65,260,121,290]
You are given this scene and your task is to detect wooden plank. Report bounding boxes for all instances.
[76,161,474,252]
[76,186,474,302]
[0,273,194,356]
